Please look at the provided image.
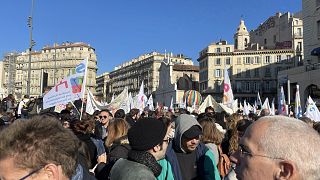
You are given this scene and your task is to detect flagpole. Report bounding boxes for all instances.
[80,58,89,120]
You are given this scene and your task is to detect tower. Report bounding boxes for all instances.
[234,19,250,50]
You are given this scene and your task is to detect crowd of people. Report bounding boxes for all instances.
[0,94,320,180]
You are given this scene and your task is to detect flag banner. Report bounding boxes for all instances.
[278,86,287,115]
[295,85,302,118]
[86,90,101,115]
[107,87,129,113]
[170,96,174,112]
[43,59,88,109]
[136,81,147,111]
[271,98,275,115]
[262,97,271,111]
[257,92,262,107]
[232,99,239,113]
[243,100,250,116]
[147,94,154,111]
[304,96,320,122]
[253,100,257,114]
[223,67,234,108]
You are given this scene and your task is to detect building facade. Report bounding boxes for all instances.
[0,61,5,99]
[278,0,320,108]
[96,72,111,102]
[2,42,97,99]
[109,51,193,97]
[198,14,302,103]
[154,62,199,107]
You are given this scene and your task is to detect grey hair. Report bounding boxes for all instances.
[258,116,320,180]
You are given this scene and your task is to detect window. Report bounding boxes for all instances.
[80,47,83,50]
[226,47,230,52]
[245,57,251,64]
[215,58,221,65]
[226,57,231,65]
[245,82,250,92]
[237,69,241,77]
[254,69,259,77]
[286,55,291,61]
[245,68,250,77]
[264,38,267,45]
[237,57,241,64]
[265,81,270,91]
[236,82,241,92]
[273,35,276,43]
[265,67,271,77]
[253,82,259,91]
[297,42,302,51]
[254,56,260,64]
[216,48,221,53]
[265,56,271,63]
[297,28,302,36]
[215,69,221,77]
[276,55,281,63]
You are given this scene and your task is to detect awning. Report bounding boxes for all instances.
[311,47,320,56]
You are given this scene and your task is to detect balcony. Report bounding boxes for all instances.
[293,33,303,39]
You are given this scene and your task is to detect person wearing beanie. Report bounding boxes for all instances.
[158,114,221,180]
[109,117,170,180]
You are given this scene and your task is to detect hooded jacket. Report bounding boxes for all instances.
[157,114,221,180]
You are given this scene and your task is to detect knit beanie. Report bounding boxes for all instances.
[128,117,167,151]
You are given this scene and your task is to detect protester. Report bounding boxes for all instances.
[232,116,320,180]
[259,108,270,117]
[95,118,130,179]
[114,109,126,119]
[109,117,170,179]
[126,108,140,127]
[0,115,94,179]
[17,95,30,118]
[163,114,221,180]
[198,116,224,165]
[313,122,320,135]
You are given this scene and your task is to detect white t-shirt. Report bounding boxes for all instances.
[18,99,29,115]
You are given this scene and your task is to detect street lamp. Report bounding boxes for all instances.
[27,0,35,96]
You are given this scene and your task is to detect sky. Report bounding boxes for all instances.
[0,0,301,75]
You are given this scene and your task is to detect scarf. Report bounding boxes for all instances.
[128,150,162,177]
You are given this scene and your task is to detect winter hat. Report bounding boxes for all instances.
[128,117,167,151]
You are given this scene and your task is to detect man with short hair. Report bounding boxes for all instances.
[232,116,320,180]
[0,115,81,179]
[163,114,221,180]
[110,117,170,179]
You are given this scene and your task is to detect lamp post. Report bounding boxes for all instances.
[27,0,35,96]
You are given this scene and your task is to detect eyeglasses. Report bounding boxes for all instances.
[19,166,43,180]
[99,115,108,119]
[163,138,173,144]
[238,144,284,160]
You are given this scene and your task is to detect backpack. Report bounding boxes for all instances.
[217,145,231,177]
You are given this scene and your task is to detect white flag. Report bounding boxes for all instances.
[262,97,271,111]
[170,97,174,112]
[223,68,234,108]
[304,96,320,122]
[270,98,275,115]
[243,100,250,116]
[43,59,88,109]
[257,92,262,107]
[86,90,101,115]
[147,94,154,111]
[137,81,147,111]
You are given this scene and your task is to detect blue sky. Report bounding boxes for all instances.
[0,0,301,75]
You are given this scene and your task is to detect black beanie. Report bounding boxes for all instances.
[128,117,167,151]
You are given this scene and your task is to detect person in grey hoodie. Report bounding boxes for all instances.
[159,114,221,180]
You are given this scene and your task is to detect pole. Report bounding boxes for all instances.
[54,44,57,85]
[27,0,35,96]
[287,79,291,105]
[79,58,89,120]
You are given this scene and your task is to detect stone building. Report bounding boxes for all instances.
[278,0,320,108]
[198,12,303,103]
[2,42,97,99]
[96,72,111,102]
[109,51,193,97]
[154,61,199,107]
